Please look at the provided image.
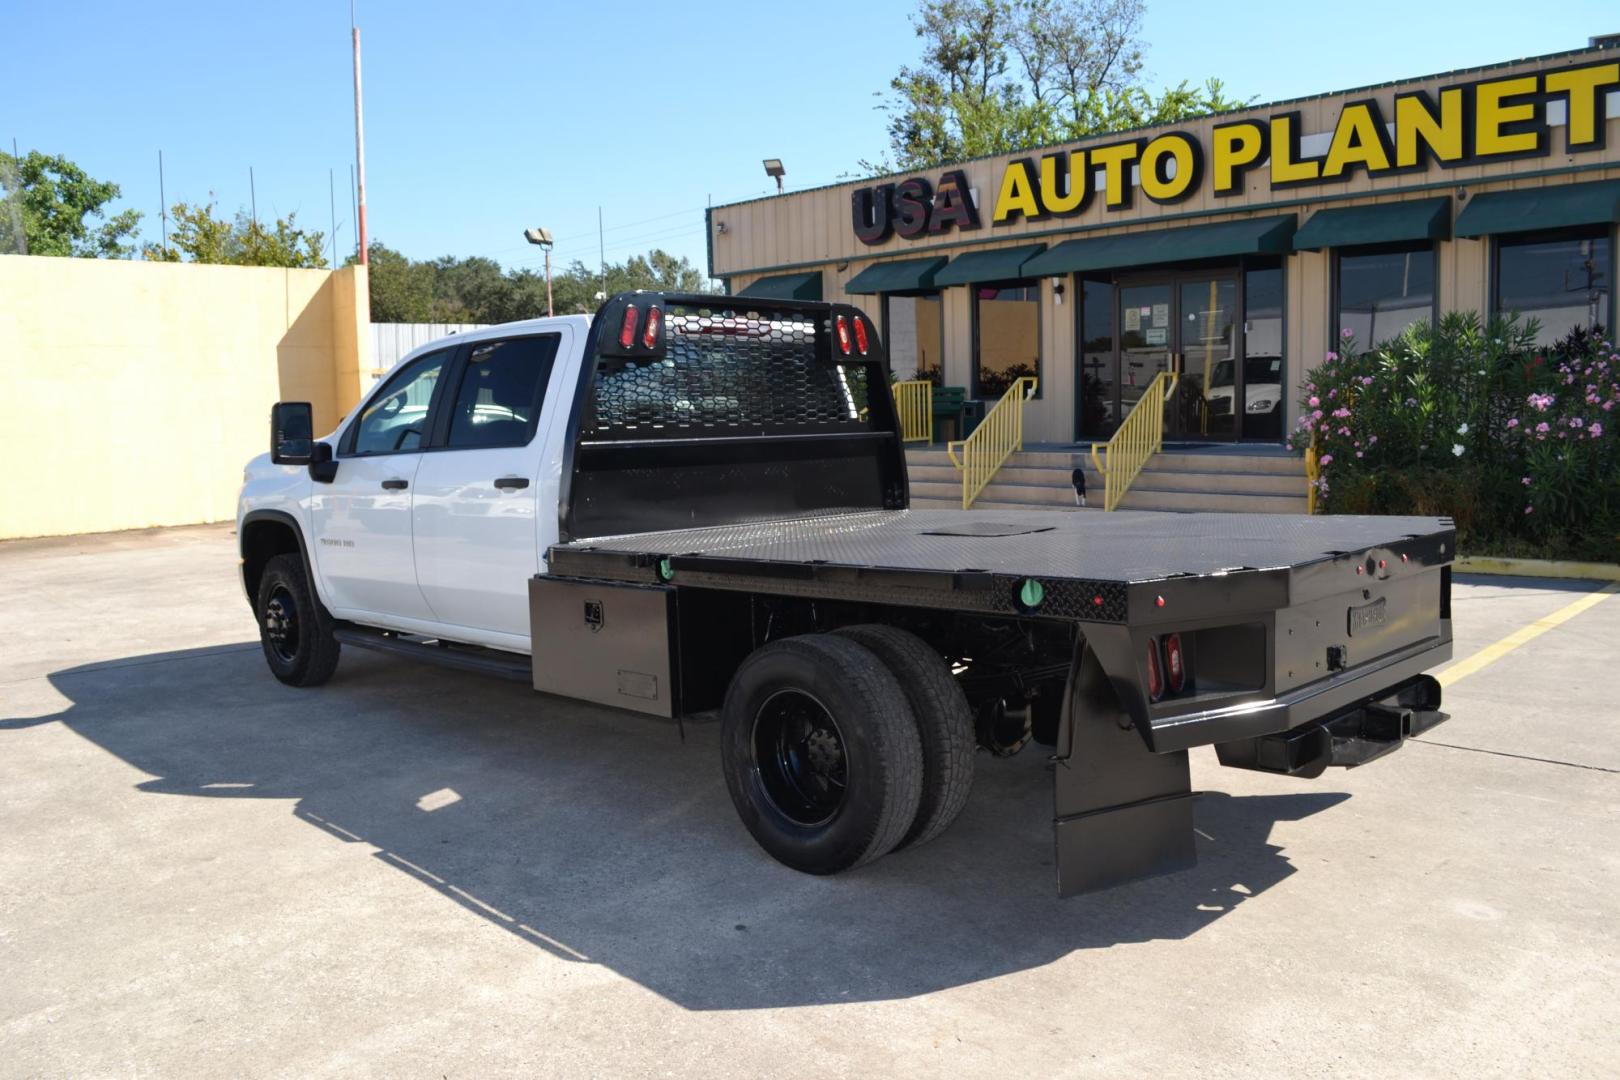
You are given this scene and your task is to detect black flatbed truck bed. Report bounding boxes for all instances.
[526,292,1454,896]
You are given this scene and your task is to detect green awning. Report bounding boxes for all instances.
[932,244,1047,286]
[1022,216,1296,276]
[1293,198,1451,251]
[738,271,822,300]
[1455,180,1620,238]
[844,256,950,294]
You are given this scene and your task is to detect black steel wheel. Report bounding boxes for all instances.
[256,553,341,687]
[721,634,923,875]
[834,624,976,849]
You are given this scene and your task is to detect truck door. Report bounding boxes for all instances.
[410,331,565,645]
[310,347,455,621]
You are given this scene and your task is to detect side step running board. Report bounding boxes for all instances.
[333,625,532,682]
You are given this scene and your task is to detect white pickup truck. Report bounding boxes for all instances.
[239,291,1455,895]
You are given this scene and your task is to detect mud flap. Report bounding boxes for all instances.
[1053,643,1197,897]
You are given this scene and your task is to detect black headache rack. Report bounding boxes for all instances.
[556,291,908,542]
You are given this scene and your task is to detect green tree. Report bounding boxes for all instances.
[144,200,327,268]
[360,242,706,323]
[0,150,142,257]
[874,0,1249,171]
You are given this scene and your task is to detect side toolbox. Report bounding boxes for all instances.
[529,577,680,717]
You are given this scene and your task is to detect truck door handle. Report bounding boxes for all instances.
[493,477,530,490]
[380,479,409,490]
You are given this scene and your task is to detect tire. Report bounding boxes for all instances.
[720,634,923,875]
[835,624,975,849]
[256,552,341,687]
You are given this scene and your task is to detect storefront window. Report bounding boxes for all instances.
[1495,230,1612,346]
[1336,245,1434,346]
[974,282,1040,399]
[1244,262,1285,441]
[884,293,944,384]
[1078,277,1115,438]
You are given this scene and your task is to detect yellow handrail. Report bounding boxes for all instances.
[1304,428,1320,514]
[1089,371,1179,511]
[892,380,934,443]
[944,377,1037,509]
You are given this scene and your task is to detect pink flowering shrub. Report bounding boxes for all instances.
[1294,314,1618,558]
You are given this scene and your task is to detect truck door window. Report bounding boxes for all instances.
[348,349,452,455]
[445,334,561,449]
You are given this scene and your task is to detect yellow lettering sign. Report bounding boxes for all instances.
[1545,62,1620,147]
[1090,142,1139,208]
[1211,121,1266,194]
[1038,150,1088,214]
[1269,114,1320,184]
[1140,134,1199,202]
[1322,102,1392,177]
[992,159,1042,223]
[1475,75,1542,156]
[1394,89,1465,167]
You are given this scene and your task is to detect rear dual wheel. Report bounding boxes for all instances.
[719,628,975,876]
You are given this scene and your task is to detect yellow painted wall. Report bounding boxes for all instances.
[0,256,370,539]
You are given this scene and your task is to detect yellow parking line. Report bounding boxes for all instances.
[1438,582,1620,688]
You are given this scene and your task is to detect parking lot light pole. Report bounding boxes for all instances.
[525,227,555,317]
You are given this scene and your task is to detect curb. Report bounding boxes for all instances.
[1454,556,1620,583]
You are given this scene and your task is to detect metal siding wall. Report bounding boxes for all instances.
[369,322,490,378]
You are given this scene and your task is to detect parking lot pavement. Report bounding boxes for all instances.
[2,525,1617,1078]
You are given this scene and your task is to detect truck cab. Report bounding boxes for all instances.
[240,315,589,653]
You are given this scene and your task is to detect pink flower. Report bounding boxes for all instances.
[1535,422,1550,433]
[1355,451,1363,458]
[1570,417,1584,429]
[1360,376,1374,387]
[1368,435,1378,445]
[1338,426,1351,436]
[1521,476,1531,486]
[1325,351,1339,363]
[1507,418,1519,429]
[1312,409,1324,420]
[1525,505,1534,515]
[1592,422,1604,438]
[1341,327,1354,339]
[1308,395,1320,407]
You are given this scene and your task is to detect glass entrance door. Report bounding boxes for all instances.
[1177,276,1238,439]
[1117,282,1174,429]
[1104,272,1238,441]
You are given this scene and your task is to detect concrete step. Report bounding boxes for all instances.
[1117,487,1308,514]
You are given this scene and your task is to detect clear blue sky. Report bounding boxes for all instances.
[9,0,1616,279]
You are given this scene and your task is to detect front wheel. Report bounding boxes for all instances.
[256,553,341,687]
[720,634,923,875]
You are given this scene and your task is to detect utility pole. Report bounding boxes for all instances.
[329,168,337,265]
[157,149,167,255]
[249,166,257,228]
[545,245,553,316]
[598,206,605,299]
[351,1,369,266]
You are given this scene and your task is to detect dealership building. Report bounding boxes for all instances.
[708,41,1620,446]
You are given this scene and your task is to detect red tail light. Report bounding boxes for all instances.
[642,306,662,349]
[1146,638,1164,702]
[619,304,638,349]
[852,316,870,355]
[1164,633,1186,693]
[835,315,852,355]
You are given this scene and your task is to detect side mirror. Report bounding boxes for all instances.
[270,402,314,465]
[309,441,338,484]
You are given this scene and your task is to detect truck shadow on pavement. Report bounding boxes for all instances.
[12,643,1349,1011]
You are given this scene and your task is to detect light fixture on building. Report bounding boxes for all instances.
[716,220,728,234]
[524,227,555,317]
[763,158,786,194]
